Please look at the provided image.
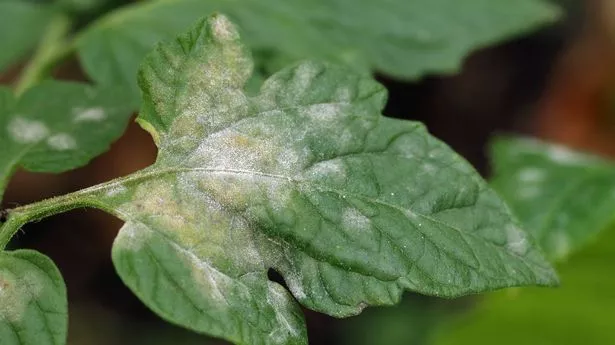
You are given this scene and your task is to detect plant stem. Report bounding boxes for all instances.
[14,12,74,95]
[0,169,152,250]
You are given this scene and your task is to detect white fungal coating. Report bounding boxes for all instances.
[47,133,77,151]
[8,117,49,144]
[506,226,529,256]
[73,107,107,123]
[342,208,371,232]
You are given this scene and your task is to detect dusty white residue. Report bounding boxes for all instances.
[267,282,301,343]
[337,129,354,148]
[191,130,270,170]
[505,225,529,256]
[0,270,44,322]
[211,15,238,41]
[546,145,583,164]
[105,184,128,197]
[300,103,342,122]
[306,160,346,180]
[47,133,77,151]
[518,167,546,183]
[185,248,232,307]
[7,117,49,144]
[276,146,309,173]
[284,273,306,300]
[334,87,352,102]
[116,222,148,251]
[342,208,371,232]
[294,63,318,94]
[73,107,106,123]
[403,209,419,221]
[423,163,437,174]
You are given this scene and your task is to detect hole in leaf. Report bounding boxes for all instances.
[267,268,286,287]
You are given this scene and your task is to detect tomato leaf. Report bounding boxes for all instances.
[0,1,53,71]
[0,250,67,345]
[490,137,615,261]
[0,83,133,201]
[84,15,557,345]
[76,0,559,104]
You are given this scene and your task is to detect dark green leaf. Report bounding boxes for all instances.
[76,0,559,104]
[86,16,556,345]
[0,82,133,200]
[0,1,53,71]
[490,137,615,261]
[0,249,67,345]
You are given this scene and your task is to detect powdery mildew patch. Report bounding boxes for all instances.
[47,133,77,151]
[518,167,546,183]
[505,225,529,256]
[7,117,49,144]
[267,282,302,344]
[342,208,371,232]
[0,269,44,323]
[73,107,107,123]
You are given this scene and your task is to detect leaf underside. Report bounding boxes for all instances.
[84,15,558,345]
[76,0,560,103]
[0,250,68,345]
[490,137,615,261]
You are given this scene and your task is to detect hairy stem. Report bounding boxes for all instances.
[0,168,155,250]
[14,12,74,95]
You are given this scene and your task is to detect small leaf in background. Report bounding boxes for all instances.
[433,225,615,345]
[0,83,133,201]
[0,250,67,345]
[0,1,53,71]
[76,0,559,105]
[490,137,615,261]
[85,15,556,345]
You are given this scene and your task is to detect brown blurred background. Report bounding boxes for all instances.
[2,0,615,344]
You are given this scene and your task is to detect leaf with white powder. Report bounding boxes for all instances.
[0,250,68,345]
[0,82,133,200]
[79,16,556,345]
[490,137,615,261]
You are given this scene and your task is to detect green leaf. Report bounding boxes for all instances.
[0,249,67,345]
[490,137,615,261]
[84,15,556,345]
[0,82,133,200]
[76,0,559,104]
[0,1,53,71]
[433,225,615,345]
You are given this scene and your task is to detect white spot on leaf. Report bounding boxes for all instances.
[73,107,107,122]
[546,146,583,164]
[518,168,545,183]
[47,133,77,151]
[8,117,49,144]
[212,15,239,41]
[300,103,343,122]
[342,208,371,231]
[506,226,529,256]
[105,184,128,197]
[0,270,44,322]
